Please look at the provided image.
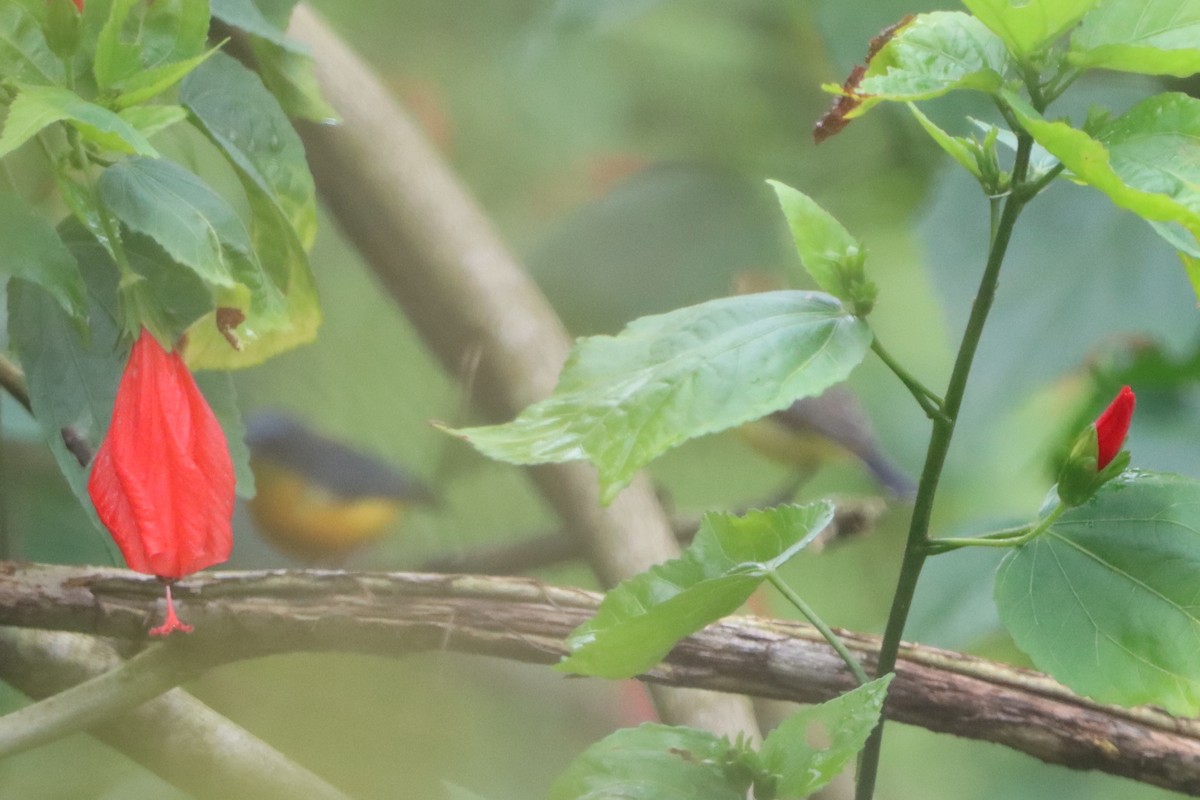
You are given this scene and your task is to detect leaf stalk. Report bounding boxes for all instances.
[767,570,869,686]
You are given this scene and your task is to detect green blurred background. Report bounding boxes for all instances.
[3,0,1200,797]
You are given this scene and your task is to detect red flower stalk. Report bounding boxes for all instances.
[88,328,235,635]
[1094,385,1135,470]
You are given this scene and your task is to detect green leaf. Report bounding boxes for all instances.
[94,0,144,90]
[182,180,319,370]
[112,47,219,108]
[0,4,67,86]
[209,0,336,122]
[1184,252,1200,300]
[181,52,318,248]
[0,192,85,319]
[908,104,982,178]
[95,0,214,105]
[210,0,303,50]
[1006,91,1200,253]
[0,84,157,158]
[246,0,300,29]
[119,229,214,336]
[559,503,835,679]
[453,292,870,502]
[117,104,188,139]
[962,0,1100,58]
[1071,0,1200,77]
[43,0,82,63]
[6,222,125,552]
[768,180,876,314]
[549,724,751,800]
[848,12,1010,117]
[98,156,252,289]
[760,675,893,799]
[178,53,321,369]
[8,219,252,508]
[996,470,1200,716]
[195,372,255,499]
[249,37,339,123]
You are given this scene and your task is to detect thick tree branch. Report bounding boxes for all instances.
[0,563,1197,795]
[0,628,350,800]
[285,4,758,738]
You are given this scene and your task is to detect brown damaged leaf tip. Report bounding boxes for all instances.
[867,14,914,61]
[813,14,914,145]
[813,66,866,144]
[216,307,246,351]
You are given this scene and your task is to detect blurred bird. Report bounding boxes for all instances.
[738,385,916,498]
[244,413,437,562]
[732,270,916,498]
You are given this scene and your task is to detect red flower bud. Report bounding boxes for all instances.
[88,328,235,635]
[1094,385,1135,470]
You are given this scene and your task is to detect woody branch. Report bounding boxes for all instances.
[0,563,1197,796]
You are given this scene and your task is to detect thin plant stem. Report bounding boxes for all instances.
[1023,162,1067,200]
[767,571,870,686]
[853,132,1037,800]
[0,639,209,759]
[993,97,1022,135]
[927,504,1066,554]
[870,338,946,422]
[1020,65,1046,111]
[1043,68,1084,106]
[924,534,1025,552]
[68,132,135,282]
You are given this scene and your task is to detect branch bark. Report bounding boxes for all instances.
[285,4,759,739]
[0,563,1197,796]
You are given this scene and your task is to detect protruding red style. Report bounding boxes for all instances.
[149,585,193,637]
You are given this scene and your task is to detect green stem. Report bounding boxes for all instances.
[993,97,1021,136]
[853,133,1036,800]
[767,571,870,686]
[925,524,1030,554]
[927,504,1067,554]
[870,339,946,423]
[0,638,211,759]
[924,533,1026,553]
[1019,65,1046,111]
[988,196,1002,242]
[67,132,134,281]
[1042,68,1084,106]
[1022,162,1066,200]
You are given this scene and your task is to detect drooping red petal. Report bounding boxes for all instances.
[1094,385,1135,470]
[88,328,234,580]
